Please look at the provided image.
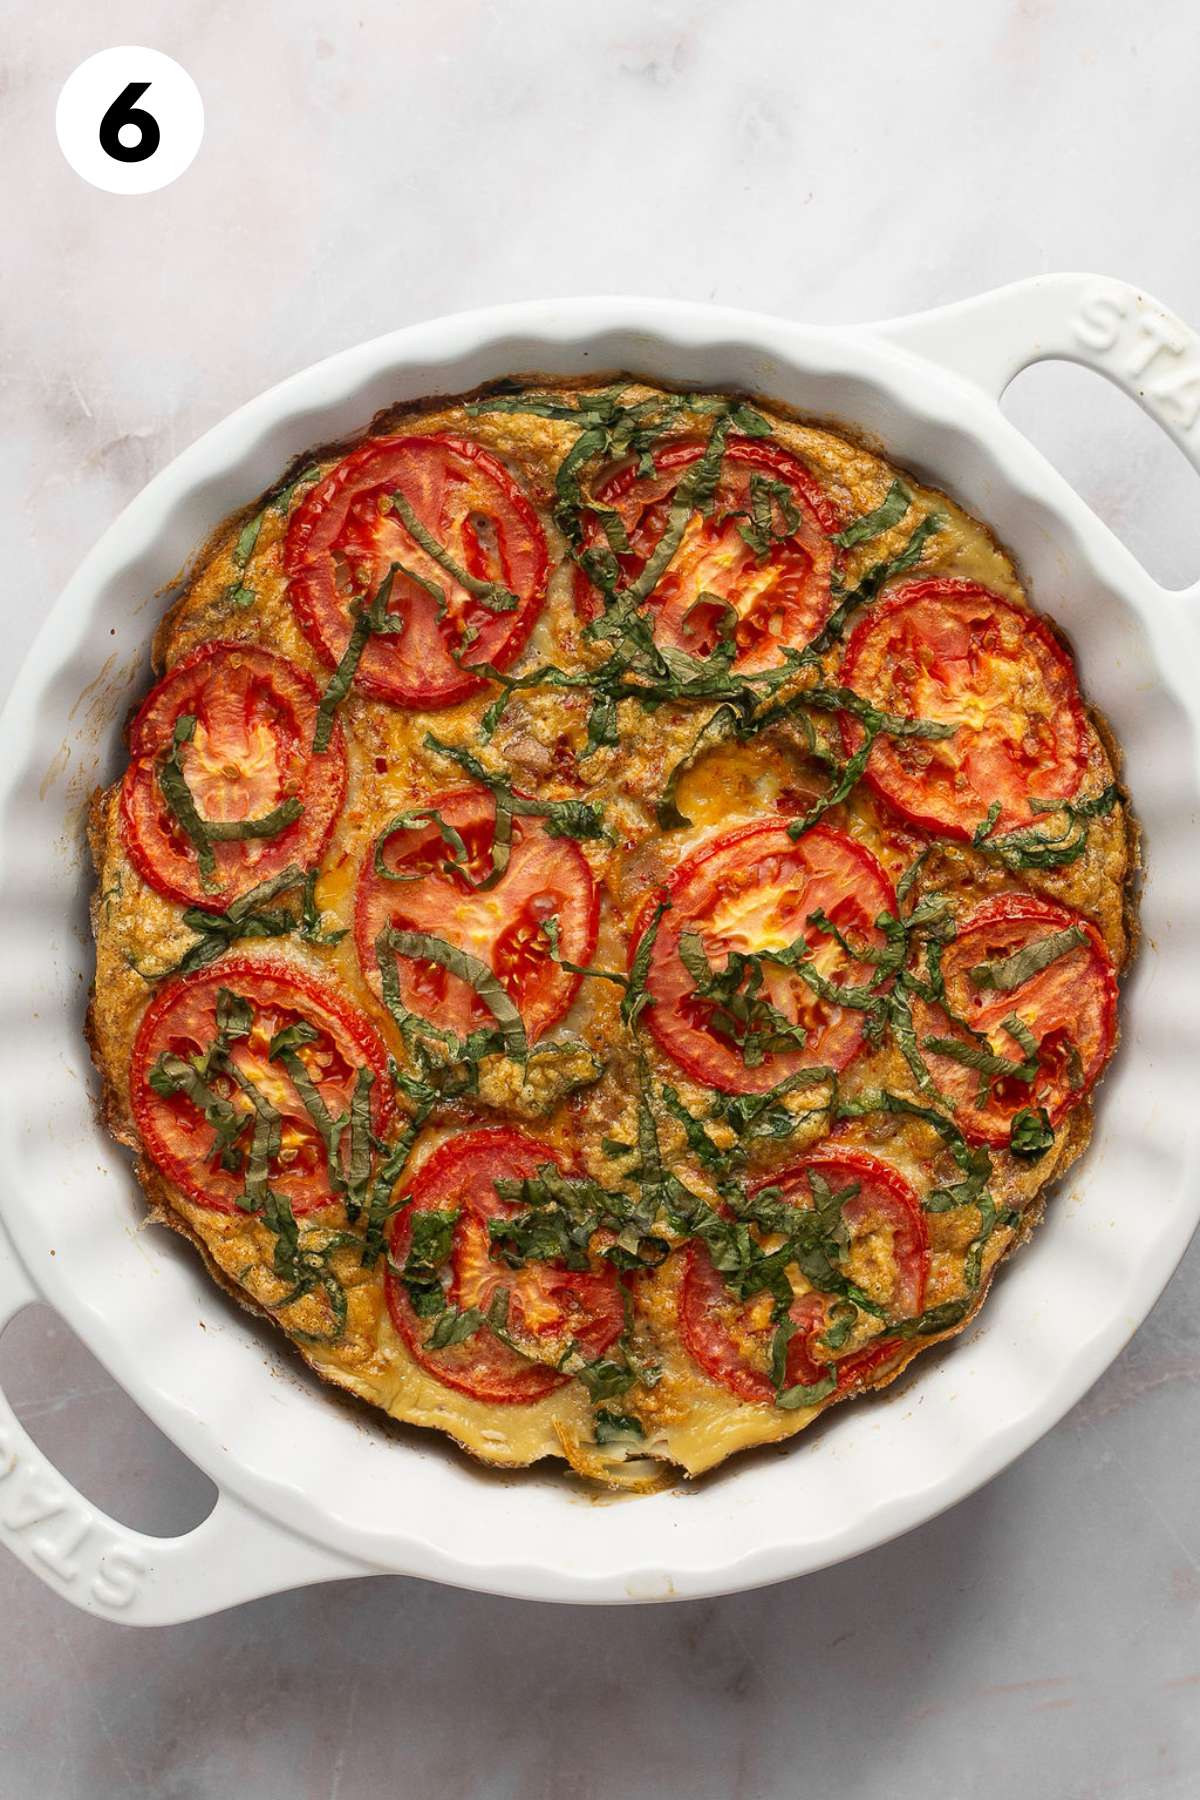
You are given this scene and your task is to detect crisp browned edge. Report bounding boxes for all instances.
[84,372,1144,1489]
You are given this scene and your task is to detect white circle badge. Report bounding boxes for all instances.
[56,47,204,195]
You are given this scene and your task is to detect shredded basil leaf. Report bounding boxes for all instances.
[490,1165,665,1275]
[736,473,803,558]
[147,1053,241,1154]
[838,1088,994,1216]
[419,733,608,886]
[831,481,911,550]
[221,512,264,607]
[1010,1106,1055,1159]
[677,929,811,1067]
[220,469,321,611]
[233,511,263,567]
[257,1190,357,1345]
[559,1339,654,1403]
[656,704,739,830]
[426,1304,485,1349]
[397,1207,460,1317]
[593,1409,645,1445]
[541,914,628,987]
[776,1372,838,1411]
[804,514,942,659]
[359,1084,438,1268]
[156,711,303,894]
[379,925,528,1065]
[268,1026,374,1219]
[893,1298,972,1339]
[969,925,1087,992]
[299,868,347,945]
[155,864,340,978]
[313,563,404,753]
[970,787,1119,870]
[372,805,473,886]
[156,716,214,887]
[623,899,669,1028]
[388,490,518,615]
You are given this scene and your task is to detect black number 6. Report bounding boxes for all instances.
[98,81,161,164]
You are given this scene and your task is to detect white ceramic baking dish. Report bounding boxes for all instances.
[2,274,1199,1625]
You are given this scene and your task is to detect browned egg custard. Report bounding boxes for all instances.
[88,380,1133,1488]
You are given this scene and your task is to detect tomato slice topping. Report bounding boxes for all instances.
[355,788,598,1045]
[130,957,393,1215]
[386,1129,624,1403]
[120,642,347,911]
[909,893,1118,1146]
[678,1148,928,1404]
[284,434,548,710]
[575,437,839,670]
[839,579,1087,840]
[635,820,896,1094]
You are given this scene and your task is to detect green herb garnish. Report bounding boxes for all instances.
[1010,1106,1055,1159]
[736,473,803,558]
[377,924,528,1067]
[387,490,518,615]
[154,864,341,978]
[593,1410,645,1445]
[220,465,320,609]
[420,733,608,885]
[970,787,1119,870]
[968,925,1087,992]
[312,563,405,752]
[157,715,302,894]
[395,1208,460,1317]
[830,481,911,550]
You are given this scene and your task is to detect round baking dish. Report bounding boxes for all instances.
[2,274,1199,1623]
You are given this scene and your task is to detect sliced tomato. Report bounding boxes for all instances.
[678,1148,928,1404]
[354,787,598,1045]
[284,434,548,709]
[909,893,1118,1146]
[120,642,347,911]
[574,437,839,671]
[679,1248,824,1404]
[130,957,393,1215]
[386,1129,624,1403]
[839,579,1087,840]
[635,820,895,1094]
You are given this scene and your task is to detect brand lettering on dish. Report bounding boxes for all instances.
[1072,284,1200,433]
[0,1422,146,1609]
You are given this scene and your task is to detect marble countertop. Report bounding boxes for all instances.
[3,2,1200,1794]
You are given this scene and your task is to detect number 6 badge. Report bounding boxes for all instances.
[56,47,203,194]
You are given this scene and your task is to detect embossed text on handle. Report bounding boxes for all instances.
[0,1421,146,1609]
[1072,282,1200,433]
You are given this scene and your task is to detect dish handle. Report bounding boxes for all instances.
[864,272,1200,481]
[0,1240,375,1624]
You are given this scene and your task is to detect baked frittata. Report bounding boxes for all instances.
[88,379,1134,1488]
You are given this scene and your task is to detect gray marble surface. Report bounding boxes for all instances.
[3,2,1200,1795]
